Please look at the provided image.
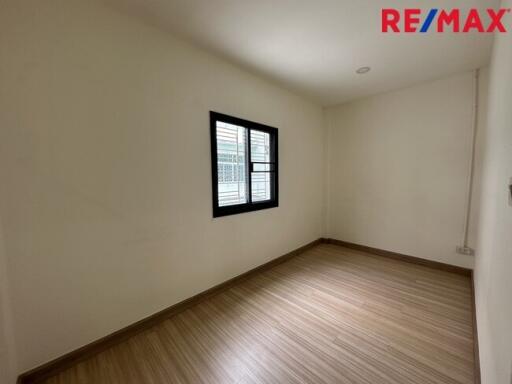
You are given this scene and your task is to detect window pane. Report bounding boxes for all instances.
[251,171,272,202]
[216,122,247,207]
[250,130,270,163]
[252,163,273,172]
[250,130,271,202]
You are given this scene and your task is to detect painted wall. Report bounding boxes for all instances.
[0,219,17,384]
[324,72,479,269]
[472,0,512,381]
[0,0,324,373]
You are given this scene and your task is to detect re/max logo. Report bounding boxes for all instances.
[382,8,511,33]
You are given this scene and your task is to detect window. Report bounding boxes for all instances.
[210,111,278,217]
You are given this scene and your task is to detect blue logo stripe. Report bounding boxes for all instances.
[420,9,438,32]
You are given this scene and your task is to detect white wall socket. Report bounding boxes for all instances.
[456,246,475,256]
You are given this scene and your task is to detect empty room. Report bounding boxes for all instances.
[1,0,511,383]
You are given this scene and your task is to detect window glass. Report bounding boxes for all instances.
[216,122,247,207]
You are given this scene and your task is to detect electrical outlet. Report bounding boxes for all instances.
[456,246,475,256]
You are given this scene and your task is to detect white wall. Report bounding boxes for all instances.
[0,0,324,374]
[0,219,17,384]
[472,0,512,381]
[325,72,479,269]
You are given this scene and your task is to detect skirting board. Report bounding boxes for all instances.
[471,271,481,384]
[17,238,322,384]
[18,237,480,384]
[324,237,480,383]
[323,238,472,276]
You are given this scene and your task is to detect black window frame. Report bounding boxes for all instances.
[210,111,279,218]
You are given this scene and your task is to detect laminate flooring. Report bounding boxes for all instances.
[43,243,475,384]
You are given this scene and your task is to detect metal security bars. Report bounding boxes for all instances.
[210,112,278,218]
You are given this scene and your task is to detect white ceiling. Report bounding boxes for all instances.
[105,0,498,106]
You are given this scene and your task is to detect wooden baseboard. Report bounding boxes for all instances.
[18,237,480,384]
[471,271,481,384]
[17,238,322,384]
[322,238,472,276]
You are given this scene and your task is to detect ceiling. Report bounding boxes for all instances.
[105,0,498,106]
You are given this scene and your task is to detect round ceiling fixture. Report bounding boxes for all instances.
[356,66,371,74]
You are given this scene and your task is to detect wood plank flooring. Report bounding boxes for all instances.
[42,244,475,384]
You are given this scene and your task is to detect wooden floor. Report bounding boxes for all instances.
[43,244,475,384]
